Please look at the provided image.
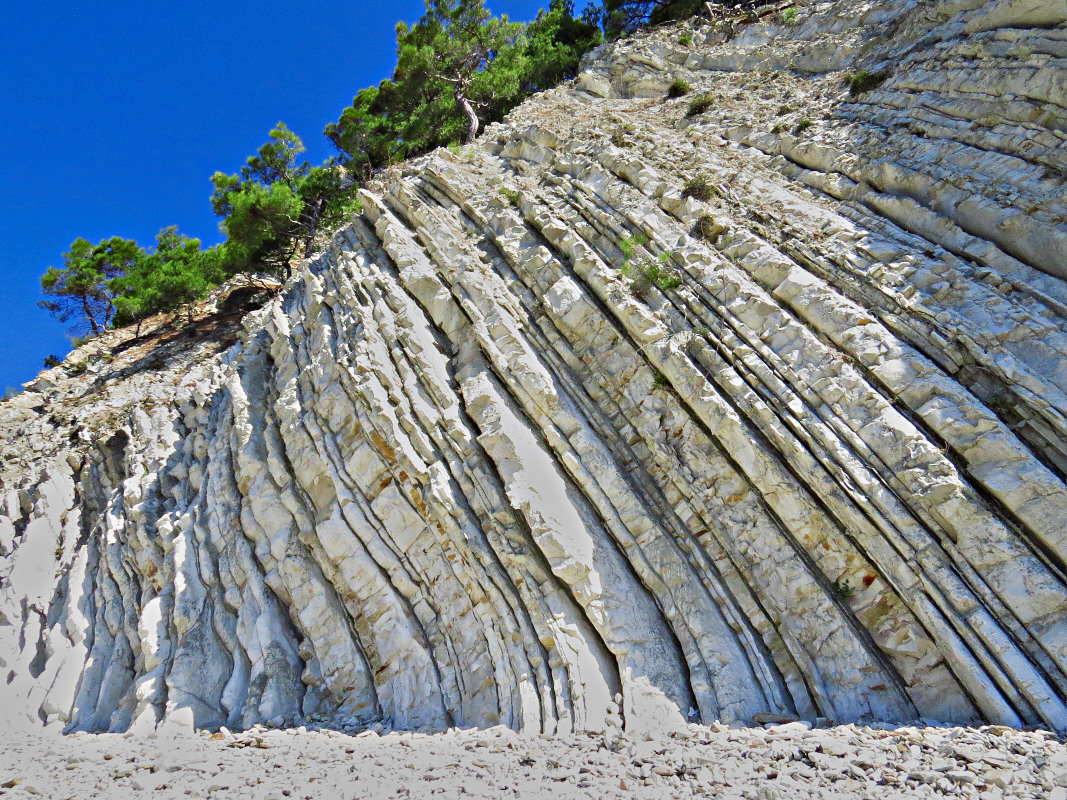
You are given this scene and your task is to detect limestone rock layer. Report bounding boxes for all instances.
[2,0,1066,735]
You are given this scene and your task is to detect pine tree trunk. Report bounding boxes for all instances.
[303,198,325,258]
[82,297,101,336]
[455,89,480,145]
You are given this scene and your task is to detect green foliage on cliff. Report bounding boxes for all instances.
[601,0,704,36]
[41,230,235,336]
[599,0,782,37]
[41,125,353,336]
[326,0,600,171]
[522,1,603,91]
[40,237,147,335]
[210,123,351,275]
[111,228,228,327]
[40,0,601,339]
[325,1,526,169]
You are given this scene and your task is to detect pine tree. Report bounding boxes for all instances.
[326,0,599,170]
[39,237,147,335]
[601,0,706,37]
[212,123,349,274]
[112,227,219,329]
[523,1,601,91]
[400,1,527,145]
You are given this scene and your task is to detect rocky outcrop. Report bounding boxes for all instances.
[1,0,1065,736]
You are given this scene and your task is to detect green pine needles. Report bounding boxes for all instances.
[40,123,353,337]
[325,0,601,170]
[39,1,602,342]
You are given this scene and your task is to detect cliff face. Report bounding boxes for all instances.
[2,0,1065,736]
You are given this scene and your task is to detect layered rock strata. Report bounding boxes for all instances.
[1,0,1065,735]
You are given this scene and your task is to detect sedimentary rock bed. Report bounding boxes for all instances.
[1,0,1065,736]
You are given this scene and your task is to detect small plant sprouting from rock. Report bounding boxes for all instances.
[619,236,682,295]
[846,69,889,97]
[498,186,521,207]
[793,118,813,135]
[686,94,713,117]
[623,256,682,294]
[652,370,668,390]
[831,579,855,601]
[667,78,692,98]
[43,354,63,369]
[682,174,717,202]
[651,252,683,291]
[677,34,691,46]
[696,214,723,241]
[619,232,649,262]
[780,8,798,25]
[67,360,89,376]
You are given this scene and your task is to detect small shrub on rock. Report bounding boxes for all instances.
[667,78,692,98]
[793,118,813,135]
[610,123,635,147]
[498,186,521,206]
[686,94,713,117]
[677,34,691,46]
[649,265,682,291]
[622,257,682,294]
[682,174,716,202]
[696,214,724,241]
[619,236,682,295]
[619,233,649,262]
[846,69,889,97]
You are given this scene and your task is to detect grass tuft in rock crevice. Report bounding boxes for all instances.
[686,94,713,117]
[845,69,889,97]
[667,78,692,98]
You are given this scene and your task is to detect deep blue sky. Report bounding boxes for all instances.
[0,0,550,391]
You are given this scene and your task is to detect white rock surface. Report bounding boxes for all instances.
[1,0,1065,742]
[0,722,1062,799]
